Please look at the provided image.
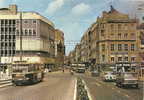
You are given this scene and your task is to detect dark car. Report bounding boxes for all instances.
[91,70,99,77]
[116,72,139,88]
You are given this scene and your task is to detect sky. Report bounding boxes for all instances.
[0,0,144,55]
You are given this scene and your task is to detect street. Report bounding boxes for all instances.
[77,73,143,100]
[0,72,76,100]
[0,71,143,100]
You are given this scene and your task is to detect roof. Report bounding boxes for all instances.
[97,6,131,23]
[0,12,54,27]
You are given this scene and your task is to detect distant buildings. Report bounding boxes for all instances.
[0,5,65,68]
[69,6,142,71]
[55,29,65,67]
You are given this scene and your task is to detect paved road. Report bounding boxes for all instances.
[78,74,143,100]
[0,71,143,100]
[0,72,76,100]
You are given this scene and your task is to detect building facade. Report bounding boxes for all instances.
[70,6,140,71]
[55,29,65,67]
[0,5,56,66]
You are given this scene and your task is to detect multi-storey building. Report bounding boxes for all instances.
[137,23,144,80]
[0,5,56,67]
[55,29,65,67]
[71,6,140,71]
[95,6,139,69]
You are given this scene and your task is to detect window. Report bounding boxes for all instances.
[118,24,122,30]
[9,43,11,47]
[33,20,36,23]
[5,28,8,32]
[111,57,114,62]
[13,42,15,47]
[25,29,28,35]
[124,57,128,62]
[1,42,4,47]
[102,55,105,61]
[131,57,135,62]
[5,43,7,47]
[131,33,135,38]
[9,28,12,32]
[33,30,36,35]
[118,44,122,51]
[17,20,19,23]
[13,35,15,39]
[9,20,12,25]
[118,33,121,38]
[24,20,28,24]
[16,30,19,35]
[1,20,4,25]
[102,44,105,51]
[9,50,11,55]
[13,28,15,32]
[29,30,32,35]
[111,24,114,30]
[124,44,128,51]
[101,30,105,36]
[124,33,128,38]
[124,24,128,30]
[118,57,122,62]
[5,20,8,25]
[12,20,16,24]
[5,35,7,39]
[1,27,4,32]
[131,44,135,51]
[110,44,115,51]
[5,50,7,55]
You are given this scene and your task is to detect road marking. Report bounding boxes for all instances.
[83,80,93,100]
[73,78,77,100]
[95,82,101,87]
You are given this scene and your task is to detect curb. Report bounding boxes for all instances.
[0,83,13,88]
[74,78,77,100]
[0,79,12,88]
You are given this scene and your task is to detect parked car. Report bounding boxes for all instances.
[116,72,139,88]
[102,71,116,82]
[76,68,85,73]
[91,70,99,77]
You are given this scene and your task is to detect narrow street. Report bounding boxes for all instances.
[0,72,76,100]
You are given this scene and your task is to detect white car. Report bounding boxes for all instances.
[102,72,116,82]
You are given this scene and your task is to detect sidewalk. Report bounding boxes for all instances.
[0,72,12,88]
[0,72,12,81]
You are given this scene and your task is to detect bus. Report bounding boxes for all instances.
[11,61,44,85]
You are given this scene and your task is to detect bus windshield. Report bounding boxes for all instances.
[12,64,28,73]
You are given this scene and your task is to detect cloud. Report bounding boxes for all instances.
[45,0,65,15]
[71,3,91,16]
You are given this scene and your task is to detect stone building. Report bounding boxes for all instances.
[71,6,140,71]
[55,29,65,67]
[0,5,56,67]
[94,6,139,70]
